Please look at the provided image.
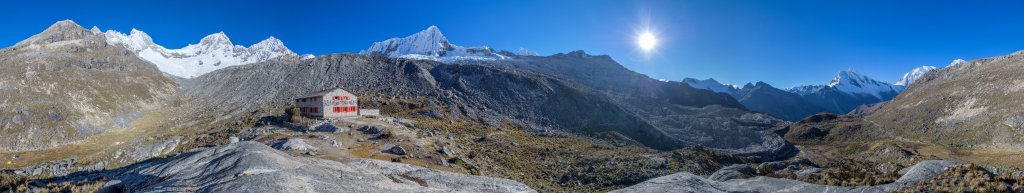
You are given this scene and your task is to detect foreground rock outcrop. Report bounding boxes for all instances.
[101,142,535,193]
[610,160,956,193]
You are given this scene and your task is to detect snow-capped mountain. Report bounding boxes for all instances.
[894,66,938,87]
[359,26,513,63]
[101,28,304,78]
[516,48,539,56]
[681,78,740,96]
[825,71,901,100]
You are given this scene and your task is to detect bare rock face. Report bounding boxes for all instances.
[0,20,177,151]
[109,142,535,193]
[864,51,1024,147]
[269,138,317,152]
[610,160,957,193]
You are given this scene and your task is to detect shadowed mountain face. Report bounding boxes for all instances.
[180,51,791,158]
[0,20,177,151]
[734,82,828,121]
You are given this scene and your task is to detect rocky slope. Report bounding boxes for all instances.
[0,20,177,151]
[1,20,808,192]
[104,28,306,78]
[180,52,792,159]
[865,50,1024,147]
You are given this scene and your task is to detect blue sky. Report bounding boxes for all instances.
[3,0,1023,88]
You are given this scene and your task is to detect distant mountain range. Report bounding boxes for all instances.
[682,65,954,121]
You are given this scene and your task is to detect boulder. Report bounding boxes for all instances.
[110,142,535,192]
[388,145,407,155]
[270,138,317,152]
[359,125,382,134]
[612,160,957,193]
[708,164,754,181]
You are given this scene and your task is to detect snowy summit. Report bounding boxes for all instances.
[103,29,304,78]
[825,71,901,100]
[894,66,939,87]
[681,78,739,96]
[359,26,514,63]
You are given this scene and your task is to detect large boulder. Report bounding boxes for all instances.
[269,138,318,152]
[109,141,535,193]
[611,160,957,193]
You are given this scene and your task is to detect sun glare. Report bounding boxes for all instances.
[638,31,657,52]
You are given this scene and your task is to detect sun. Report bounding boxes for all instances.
[637,31,657,52]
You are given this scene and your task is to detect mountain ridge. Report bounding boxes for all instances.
[360,26,542,63]
[101,25,306,78]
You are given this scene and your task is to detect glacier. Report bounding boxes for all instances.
[101,28,302,78]
[360,25,534,63]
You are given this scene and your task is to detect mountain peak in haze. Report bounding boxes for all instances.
[682,77,740,96]
[894,66,938,87]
